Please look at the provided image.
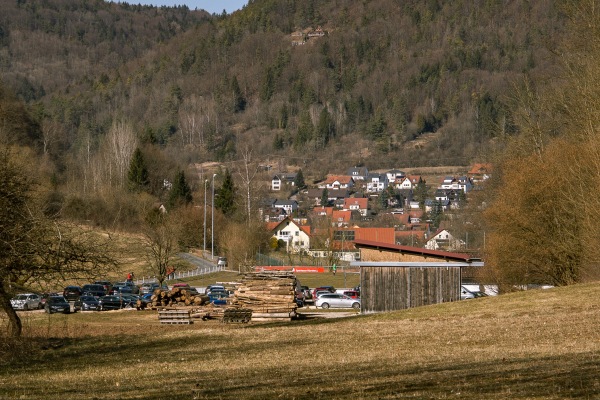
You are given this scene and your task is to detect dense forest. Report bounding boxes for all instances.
[1,0,563,175]
[4,0,600,287]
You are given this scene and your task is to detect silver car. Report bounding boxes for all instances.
[10,293,42,311]
[315,293,361,310]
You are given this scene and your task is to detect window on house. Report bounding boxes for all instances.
[281,231,290,236]
[295,231,299,236]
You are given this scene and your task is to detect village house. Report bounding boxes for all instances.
[386,169,406,184]
[468,163,493,182]
[424,229,465,251]
[343,197,369,216]
[306,188,350,206]
[271,173,297,191]
[318,175,355,190]
[267,217,311,253]
[366,173,388,193]
[347,166,369,181]
[272,199,299,215]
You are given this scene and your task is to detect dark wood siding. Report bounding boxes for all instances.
[361,266,461,313]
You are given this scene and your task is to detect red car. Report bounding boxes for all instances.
[343,290,360,299]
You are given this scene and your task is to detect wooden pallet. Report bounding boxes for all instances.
[222,308,252,323]
[158,310,193,324]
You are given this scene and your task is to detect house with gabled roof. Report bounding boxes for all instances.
[332,210,351,227]
[366,173,388,193]
[306,188,350,206]
[424,229,465,251]
[347,166,369,181]
[312,206,334,217]
[468,163,493,182]
[318,175,355,190]
[267,217,311,253]
[271,173,297,191]
[272,199,298,215]
[386,169,406,184]
[343,197,369,216]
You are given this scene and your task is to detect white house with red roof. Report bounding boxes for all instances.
[343,197,369,216]
[318,175,355,190]
[266,217,311,253]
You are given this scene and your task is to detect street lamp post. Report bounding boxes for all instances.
[203,179,207,257]
[211,173,217,259]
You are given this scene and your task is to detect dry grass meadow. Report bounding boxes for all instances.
[1,282,599,399]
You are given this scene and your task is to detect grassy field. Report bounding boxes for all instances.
[1,282,599,399]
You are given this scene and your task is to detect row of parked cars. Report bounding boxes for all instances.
[295,285,362,309]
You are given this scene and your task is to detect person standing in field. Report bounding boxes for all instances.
[332,264,337,275]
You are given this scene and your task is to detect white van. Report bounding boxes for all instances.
[217,257,227,267]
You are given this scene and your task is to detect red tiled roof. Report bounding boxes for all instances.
[343,197,368,209]
[312,206,334,216]
[395,230,426,240]
[468,163,493,175]
[354,228,395,244]
[324,175,354,184]
[332,210,351,222]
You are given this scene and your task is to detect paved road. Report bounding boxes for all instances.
[177,252,218,269]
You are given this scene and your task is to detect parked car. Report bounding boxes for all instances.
[45,296,71,314]
[314,290,334,299]
[81,284,107,297]
[208,292,229,306]
[172,283,191,290]
[98,295,135,311]
[112,281,140,295]
[312,286,335,299]
[63,286,83,301]
[343,290,360,299]
[301,286,313,303]
[461,286,488,300]
[10,293,42,311]
[140,282,167,295]
[217,257,227,268]
[140,293,154,305]
[205,284,225,294]
[315,293,361,310]
[74,295,101,311]
[93,280,113,294]
[40,292,61,309]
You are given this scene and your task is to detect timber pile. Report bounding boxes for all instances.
[137,287,210,310]
[232,271,298,321]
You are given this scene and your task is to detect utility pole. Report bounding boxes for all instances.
[212,173,217,259]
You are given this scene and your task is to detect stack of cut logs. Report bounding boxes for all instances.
[137,287,210,310]
[232,271,298,321]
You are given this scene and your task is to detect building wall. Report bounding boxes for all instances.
[361,266,461,312]
[358,247,465,312]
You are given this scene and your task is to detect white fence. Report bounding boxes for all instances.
[134,264,225,285]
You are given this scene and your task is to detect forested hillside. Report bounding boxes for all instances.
[1,0,563,176]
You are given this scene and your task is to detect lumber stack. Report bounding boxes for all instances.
[232,271,298,321]
[138,287,210,310]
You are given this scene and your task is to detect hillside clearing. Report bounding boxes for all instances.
[0,283,599,399]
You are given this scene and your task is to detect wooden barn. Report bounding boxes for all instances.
[351,239,483,313]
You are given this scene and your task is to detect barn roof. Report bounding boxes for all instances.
[353,239,481,262]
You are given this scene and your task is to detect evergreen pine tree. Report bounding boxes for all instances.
[320,188,329,207]
[215,169,236,216]
[128,148,149,193]
[168,169,193,209]
[294,169,306,189]
[231,76,246,112]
